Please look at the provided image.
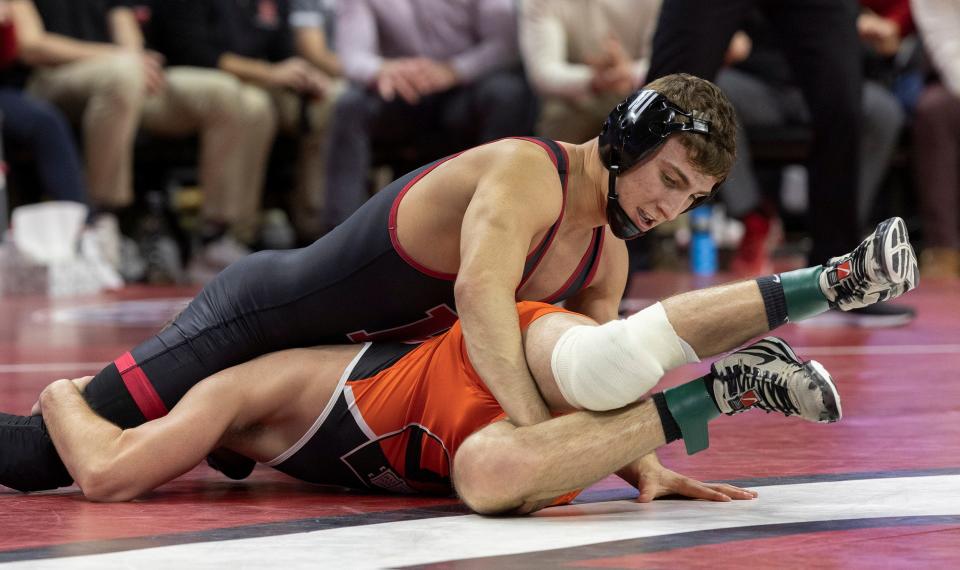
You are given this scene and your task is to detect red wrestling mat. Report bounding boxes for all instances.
[1,274,958,567]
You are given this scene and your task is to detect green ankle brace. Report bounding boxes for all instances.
[779,266,829,322]
[662,376,721,455]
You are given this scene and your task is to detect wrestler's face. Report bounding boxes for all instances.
[614,138,719,231]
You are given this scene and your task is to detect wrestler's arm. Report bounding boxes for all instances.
[562,238,676,486]
[454,308,757,515]
[455,141,566,427]
[454,399,667,514]
[39,349,324,502]
[39,375,241,501]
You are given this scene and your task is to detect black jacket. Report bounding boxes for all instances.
[32,0,132,43]
[150,0,294,68]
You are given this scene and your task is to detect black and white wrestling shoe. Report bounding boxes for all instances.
[819,216,919,312]
[710,337,841,423]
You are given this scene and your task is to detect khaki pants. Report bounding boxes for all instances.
[536,94,623,144]
[28,53,145,209]
[29,56,276,236]
[142,67,276,236]
[266,79,345,239]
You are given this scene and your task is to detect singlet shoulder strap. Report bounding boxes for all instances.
[513,137,570,288]
[541,226,606,305]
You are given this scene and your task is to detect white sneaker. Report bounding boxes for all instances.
[90,213,121,269]
[187,235,251,284]
[80,229,124,289]
[710,337,841,423]
[820,217,919,311]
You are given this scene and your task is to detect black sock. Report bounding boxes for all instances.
[756,275,789,330]
[652,393,682,444]
[0,413,73,492]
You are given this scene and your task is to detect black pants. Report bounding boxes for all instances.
[0,89,88,205]
[647,0,863,262]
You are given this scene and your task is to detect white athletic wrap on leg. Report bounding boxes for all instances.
[550,302,700,411]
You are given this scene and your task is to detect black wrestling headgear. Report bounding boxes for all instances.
[598,89,718,240]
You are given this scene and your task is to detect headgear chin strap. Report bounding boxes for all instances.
[605,163,645,240]
[599,89,716,240]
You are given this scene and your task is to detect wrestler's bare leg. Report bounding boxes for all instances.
[33,345,360,500]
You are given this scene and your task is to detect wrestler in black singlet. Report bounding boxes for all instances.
[83,137,605,436]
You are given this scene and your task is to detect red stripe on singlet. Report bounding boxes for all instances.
[580,227,605,290]
[512,138,568,291]
[114,352,168,421]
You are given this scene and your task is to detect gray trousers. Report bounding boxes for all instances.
[716,68,904,232]
[914,83,960,249]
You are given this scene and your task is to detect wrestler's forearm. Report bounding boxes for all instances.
[456,283,552,426]
[41,370,245,501]
[39,380,124,492]
[456,399,666,513]
[513,400,666,503]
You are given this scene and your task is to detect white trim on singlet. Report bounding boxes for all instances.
[343,383,378,441]
[264,342,372,467]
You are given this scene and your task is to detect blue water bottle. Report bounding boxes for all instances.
[689,205,717,275]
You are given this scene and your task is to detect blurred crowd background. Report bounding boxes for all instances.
[0,0,957,292]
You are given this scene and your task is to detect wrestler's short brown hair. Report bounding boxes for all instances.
[644,73,738,181]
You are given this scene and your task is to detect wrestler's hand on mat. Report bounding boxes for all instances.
[31,376,94,416]
[620,453,758,503]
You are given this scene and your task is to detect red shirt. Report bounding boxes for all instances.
[861,0,914,36]
[0,22,17,69]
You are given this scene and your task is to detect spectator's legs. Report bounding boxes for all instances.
[646,0,755,82]
[858,81,905,230]
[768,0,862,262]
[234,85,280,241]
[710,69,799,275]
[640,0,754,276]
[323,85,448,231]
[443,69,537,143]
[913,83,960,275]
[0,89,87,204]
[141,67,277,242]
[322,85,377,232]
[272,81,346,241]
[536,95,620,144]
[27,53,145,210]
[714,68,792,218]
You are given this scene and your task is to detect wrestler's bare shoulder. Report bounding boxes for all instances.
[401,139,566,225]
[459,138,563,176]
